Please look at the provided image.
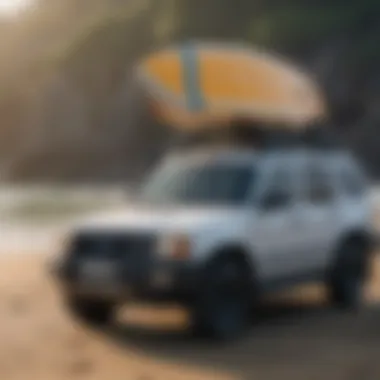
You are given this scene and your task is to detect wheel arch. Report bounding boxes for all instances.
[330,228,373,275]
[203,243,258,281]
[338,228,373,250]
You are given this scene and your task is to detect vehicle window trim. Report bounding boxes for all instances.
[301,156,336,205]
[253,156,298,212]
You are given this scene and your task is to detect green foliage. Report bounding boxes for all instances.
[37,0,378,93]
[0,0,379,179]
[248,5,356,48]
[58,2,153,88]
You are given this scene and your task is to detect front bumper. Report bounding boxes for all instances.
[50,255,200,303]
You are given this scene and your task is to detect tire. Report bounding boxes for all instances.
[327,238,369,311]
[66,297,115,326]
[191,255,253,341]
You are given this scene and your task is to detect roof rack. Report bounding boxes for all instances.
[175,123,342,151]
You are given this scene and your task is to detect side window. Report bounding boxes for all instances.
[339,163,365,197]
[259,165,294,211]
[304,162,335,204]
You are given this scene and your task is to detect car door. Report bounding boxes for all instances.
[297,154,340,274]
[250,154,307,283]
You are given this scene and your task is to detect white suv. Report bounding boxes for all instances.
[52,140,376,340]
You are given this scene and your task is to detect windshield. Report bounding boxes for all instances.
[142,159,255,206]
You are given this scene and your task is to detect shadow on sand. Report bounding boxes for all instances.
[99,299,380,380]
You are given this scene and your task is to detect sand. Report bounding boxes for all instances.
[1,253,380,380]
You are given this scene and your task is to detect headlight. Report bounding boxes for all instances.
[157,234,192,259]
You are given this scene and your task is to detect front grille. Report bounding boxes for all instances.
[69,231,155,261]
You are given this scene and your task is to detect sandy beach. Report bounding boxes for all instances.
[1,251,380,380]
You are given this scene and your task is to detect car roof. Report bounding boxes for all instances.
[167,146,259,166]
[168,144,348,164]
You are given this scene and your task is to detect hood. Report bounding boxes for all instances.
[75,203,241,234]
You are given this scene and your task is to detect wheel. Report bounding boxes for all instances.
[191,255,253,341]
[327,238,370,311]
[65,297,115,326]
